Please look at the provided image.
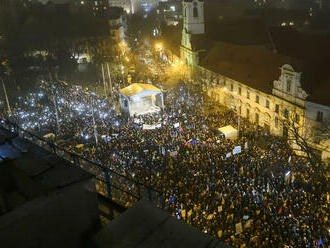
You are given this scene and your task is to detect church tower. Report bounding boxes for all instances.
[183,0,205,34]
[181,0,205,67]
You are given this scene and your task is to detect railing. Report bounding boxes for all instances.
[0,118,166,209]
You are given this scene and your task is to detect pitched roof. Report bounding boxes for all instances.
[199,42,301,94]
[120,83,161,97]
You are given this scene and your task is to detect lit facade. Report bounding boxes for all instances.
[180,0,330,162]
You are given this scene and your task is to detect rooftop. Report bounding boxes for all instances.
[94,201,230,248]
[120,83,162,97]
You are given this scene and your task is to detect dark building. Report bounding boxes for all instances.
[0,127,99,248]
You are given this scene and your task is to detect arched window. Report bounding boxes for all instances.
[193,7,198,17]
[193,3,198,17]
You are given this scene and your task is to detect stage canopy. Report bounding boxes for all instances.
[218,125,238,140]
[119,83,164,117]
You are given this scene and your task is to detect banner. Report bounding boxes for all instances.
[143,123,161,130]
[143,124,155,130]
[244,219,253,229]
[134,118,141,124]
[233,145,241,155]
[170,151,178,157]
[235,222,243,234]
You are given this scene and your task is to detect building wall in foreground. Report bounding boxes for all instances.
[0,182,98,248]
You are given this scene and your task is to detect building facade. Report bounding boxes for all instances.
[180,0,330,162]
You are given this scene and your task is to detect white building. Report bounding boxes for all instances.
[180,0,330,163]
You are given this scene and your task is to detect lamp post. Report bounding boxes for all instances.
[101,64,107,97]
[1,78,11,113]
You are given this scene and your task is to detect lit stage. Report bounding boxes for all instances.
[119,83,164,117]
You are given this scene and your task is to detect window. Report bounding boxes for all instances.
[287,79,291,92]
[230,83,233,91]
[275,104,279,114]
[193,6,198,17]
[266,99,270,109]
[316,111,323,122]
[284,108,289,119]
[255,95,259,104]
[295,113,300,123]
[255,113,259,124]
[283,126,289,138]
[246,108,250,120]
[247,91,250,99]
[275,117,279,128]
[184,7,187,17]
[238,87,241,95]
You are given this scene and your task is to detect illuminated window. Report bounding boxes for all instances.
[255,95,259,104]
[255,113,259,124]
[266,99,270,109]
[238,87,241,95]
[275,104,279,114]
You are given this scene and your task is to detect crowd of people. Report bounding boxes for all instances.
[1,81,329,248]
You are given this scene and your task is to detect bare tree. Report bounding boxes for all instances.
[283,114,330,192]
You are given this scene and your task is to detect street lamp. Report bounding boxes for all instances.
[155,42,163,51]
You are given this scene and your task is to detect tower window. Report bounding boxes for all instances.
[193,6,198,17]
[287,79,292,92]
[316,111,323,122]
